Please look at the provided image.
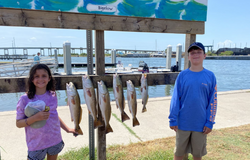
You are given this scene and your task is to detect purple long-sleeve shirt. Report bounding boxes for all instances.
[16,91,62,151]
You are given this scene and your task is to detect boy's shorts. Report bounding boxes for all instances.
[28,141,64,160]
[174,129,207,157]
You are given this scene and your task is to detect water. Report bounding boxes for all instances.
[1,57,250,112]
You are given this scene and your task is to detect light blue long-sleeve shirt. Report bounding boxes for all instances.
[169,68,217,132]
[34,55,40,64]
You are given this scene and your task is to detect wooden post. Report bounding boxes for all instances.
[184,34,196,69]
[95,30,105,75]
[95,30,106,160]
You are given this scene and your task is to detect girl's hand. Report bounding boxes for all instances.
[66,128,79,137]
[34,111,50,121]
[170,126,178,132]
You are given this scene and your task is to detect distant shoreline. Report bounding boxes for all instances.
[205,55,250,60]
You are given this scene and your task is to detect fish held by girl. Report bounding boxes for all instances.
[66,82,83,136]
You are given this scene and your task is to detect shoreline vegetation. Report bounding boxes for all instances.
[55,51,248,57]
[58,124,250,160]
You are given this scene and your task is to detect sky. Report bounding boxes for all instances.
[0,0,249,53]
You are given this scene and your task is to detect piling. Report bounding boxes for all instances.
[63,41,72,75]
[166,45,172,69]
[54,49,58,66]
[23,49,28,55]
[176,44,182,71]
[111,49,116,64]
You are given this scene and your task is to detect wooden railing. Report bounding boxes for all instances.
[0,73,178,93]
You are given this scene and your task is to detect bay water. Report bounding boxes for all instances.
[1,56,250,112]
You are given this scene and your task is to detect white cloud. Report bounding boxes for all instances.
[27,37,37,43]
[217,40,234,48]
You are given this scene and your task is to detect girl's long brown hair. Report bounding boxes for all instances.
[27,64,55,99]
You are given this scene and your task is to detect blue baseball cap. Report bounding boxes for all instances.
[188,42,205,53]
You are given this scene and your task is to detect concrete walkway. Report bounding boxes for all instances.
[1,89,250,160]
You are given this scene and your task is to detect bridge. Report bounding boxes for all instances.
[0,45,213,59]
[0,46,159,58]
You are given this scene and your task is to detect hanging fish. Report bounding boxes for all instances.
[82,75,102,129]
[113,73,130,122]
[98,80,113,134]
[126,80,140,127]
[141,73,148,113]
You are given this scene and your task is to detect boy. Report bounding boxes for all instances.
[169,42,217,160]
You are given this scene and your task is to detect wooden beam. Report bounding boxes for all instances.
[184,34,196,69]
[95,30,105,75]
[95,30,106,160]
[0,8,204,34]
[0,73,178,93]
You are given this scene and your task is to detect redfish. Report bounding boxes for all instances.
[66,82,83,136]
[113,73,130,122]
[98,80,113,134]
[82,75,102,129]
[126,80,140,127]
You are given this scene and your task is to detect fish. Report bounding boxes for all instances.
[82,75,102,129]
[126,80,140,127]
[66,82,83,136]
[113,73,130,122]
[141,73,148,113]
[97,80,113,134]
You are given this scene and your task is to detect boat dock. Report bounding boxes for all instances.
[0,57,58,77]
[0,54,28,60]
[58,63,116,67]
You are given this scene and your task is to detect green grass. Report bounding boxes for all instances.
[111,113,142,141]
[58,124,250,160]
[220,51,233,56]
[58,147,91,160]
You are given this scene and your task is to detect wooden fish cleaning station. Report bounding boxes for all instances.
[0,7,204,160]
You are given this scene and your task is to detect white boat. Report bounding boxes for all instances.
[105,61,167,74]
[0,56,58,77]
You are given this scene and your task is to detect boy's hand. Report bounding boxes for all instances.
[170,126,178,132]
[203,126,212,134]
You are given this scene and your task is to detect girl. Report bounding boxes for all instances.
[16,64,77,160]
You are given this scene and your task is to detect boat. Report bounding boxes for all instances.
[105,62,135,74]
[138,61,149,73]
[0,56,58,77]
